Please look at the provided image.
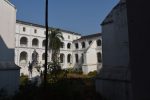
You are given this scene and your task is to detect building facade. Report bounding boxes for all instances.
[73,33,102,74]
[96,0,132,100]
[15,20,102,76]
[0,0,20,95]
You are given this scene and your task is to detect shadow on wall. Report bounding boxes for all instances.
[0,36,14,62]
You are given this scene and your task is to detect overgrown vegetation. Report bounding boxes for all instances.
[11,69,104,100]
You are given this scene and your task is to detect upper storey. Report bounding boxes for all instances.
[16,20,81,41]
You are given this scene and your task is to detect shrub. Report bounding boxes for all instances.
[88,71,97,77]
[20,74,29,87]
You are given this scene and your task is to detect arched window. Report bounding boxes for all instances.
[20,51,28,65]
[32,52,39,61]
[67,43,71,49]
[82,42,85,48]
[32,38,39,47]
[75,54,78,63]
[97,52,102,63]
[60,54,65,63]
[89,40,92,45]
[20,51,28,61]
[81,53,84,64]
[20,37,28,46]
[61,42,64,48]
[42,40,46,47]
[42,53,45,60]
[67,54,71,63]
[75,43,79,49]
[97,39,101,46]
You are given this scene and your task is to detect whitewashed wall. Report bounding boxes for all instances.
[0,0,20,95]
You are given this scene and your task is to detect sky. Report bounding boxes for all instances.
[10,0,119,35]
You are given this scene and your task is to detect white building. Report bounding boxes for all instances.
[73,33,102,74]
[96,0,132,100]
[0,0,20,95]
[15,20,102,76]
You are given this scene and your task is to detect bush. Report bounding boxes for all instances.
[66,68,83,74]
[88,71,97,77]
[20,74,29,87]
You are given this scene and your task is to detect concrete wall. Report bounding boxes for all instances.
[96,1,132,100]
[0,0,20,95]
[0,69,20,95]
[0,0,16,62]
[73,36,102,74]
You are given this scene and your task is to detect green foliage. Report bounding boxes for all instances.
[66,68,83,74]
[20,74,29,87]
[88,70,97,77]
[12,78,103,100]
[48,28,64,63]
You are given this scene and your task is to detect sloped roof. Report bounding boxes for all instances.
[101,2,126,26]
[73,33,101,42]
[16,20,81,36]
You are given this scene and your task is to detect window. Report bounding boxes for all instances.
[20,51,28,61]
[42,53,45,60]
[82,42,85,48]
[20,37,28,46]
[61,42,64,48]
[67,54,71,63]
[75,43,79,49]
[60,54,64,63]
[67,43,71,49]
[32,38,39,47]
[32,52,39,61]
[81,53,84,64]
[34,29,37,33]
[89,41,92,45]
[97,52,102,63]
[75,54,78,63]
[97,39,101,46]
[23,27,26,32]
[42,40,46,47]
[68,35,70,39]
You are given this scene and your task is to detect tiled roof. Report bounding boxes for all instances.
[73,33,101,42]
[16,20,81,36]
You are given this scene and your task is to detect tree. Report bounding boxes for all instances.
[48,28,64,63]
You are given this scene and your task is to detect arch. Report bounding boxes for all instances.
[67,43,71,49]
[82,42,85,48]
[42,39,46,47]
[20,51,28,65]
[60,53,65,63]
[20,37,28,46]
[97,39,101,46]
[75,43,79,49]
[97,52,102,63]
[32,38,39,47]
[42,53,45,60]
[89,40,92,45]
[32,52,39,61]
[67,54,72,63]
[75,54,78,63]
